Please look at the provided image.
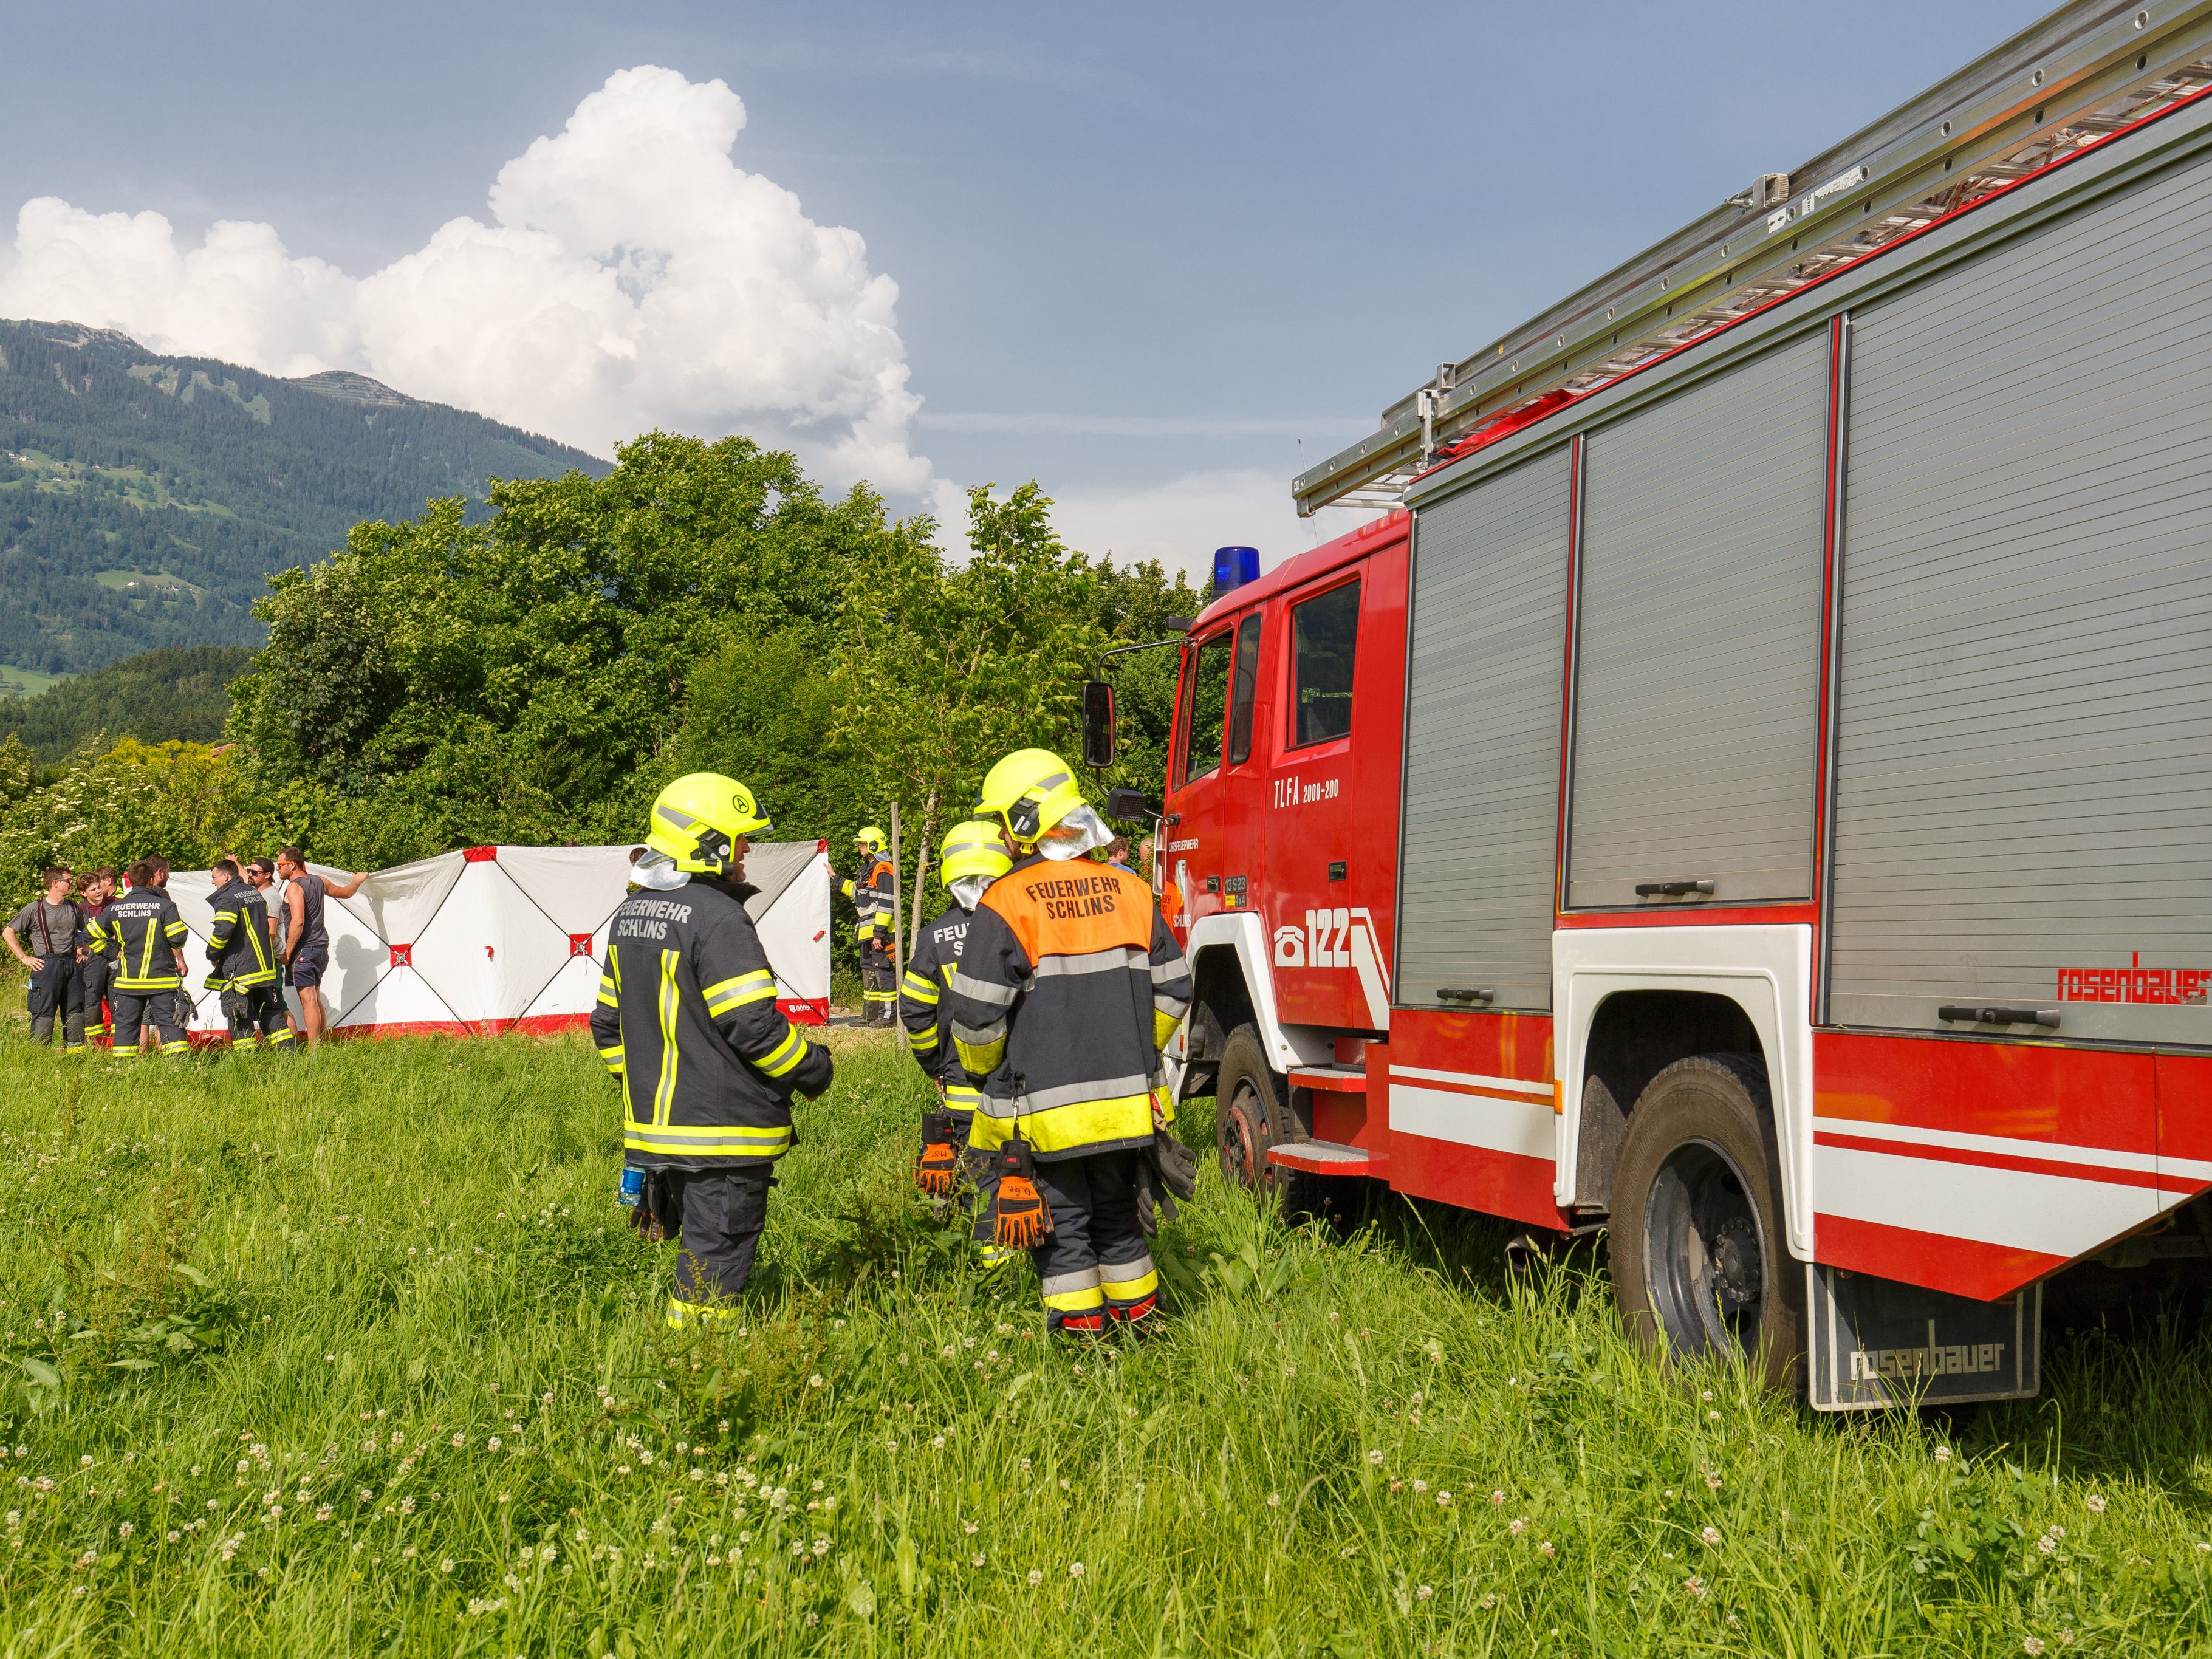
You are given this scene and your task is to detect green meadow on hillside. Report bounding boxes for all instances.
[0,1026,2205,1655]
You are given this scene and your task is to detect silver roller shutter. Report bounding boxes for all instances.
[1567,332,1830,908]
[1829,150,2212,1044]
[1397,448,1573,1011]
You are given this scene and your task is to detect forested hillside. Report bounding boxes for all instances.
[0,434,1198,928]
[0,644,252,761]
[0,320,606,674]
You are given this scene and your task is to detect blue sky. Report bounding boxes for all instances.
[0,0,2046,572]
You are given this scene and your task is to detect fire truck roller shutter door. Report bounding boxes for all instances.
[1828,137,2212,1048]
[1397,448,1574,1012]
[1566,330,1830,909]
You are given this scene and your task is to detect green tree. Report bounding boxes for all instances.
[227,432,927,866]
[828,482,1202,940]
[0,739,256,906]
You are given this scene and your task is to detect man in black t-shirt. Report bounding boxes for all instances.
[4,866,84,1050]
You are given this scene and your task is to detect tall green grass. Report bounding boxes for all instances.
[0,1025,2203,1655]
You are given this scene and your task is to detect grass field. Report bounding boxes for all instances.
[0,1024,2208,1656]
[0,666,68,699]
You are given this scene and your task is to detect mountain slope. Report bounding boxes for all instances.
[0,645,254,762]
[0,321,609,673]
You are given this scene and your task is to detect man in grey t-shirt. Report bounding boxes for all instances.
[4,866,84,1050]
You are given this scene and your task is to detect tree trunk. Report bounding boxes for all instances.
[909,788,939,956]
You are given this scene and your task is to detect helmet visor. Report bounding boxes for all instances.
[949,874,993,911]
[1035,802,1113,862]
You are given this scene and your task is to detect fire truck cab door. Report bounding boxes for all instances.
[1165,623,1237,938]
[1268,564,1385,1031]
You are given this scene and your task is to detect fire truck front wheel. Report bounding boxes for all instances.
[1608,1053,1803,1396]
[1214,1024,1325,1216]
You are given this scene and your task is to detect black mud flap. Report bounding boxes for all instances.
[1806,1264,2041,1411]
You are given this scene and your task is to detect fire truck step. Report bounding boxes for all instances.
[1266,1138,1386,1176]
[1287,1064,1367,1094]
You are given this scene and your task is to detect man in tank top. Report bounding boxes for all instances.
[273,847,366,1048]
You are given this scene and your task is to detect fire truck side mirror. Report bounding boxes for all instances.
[1104,786,1153,823]
[1081,679,1117,768]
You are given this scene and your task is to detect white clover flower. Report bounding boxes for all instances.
[2086,1495,2107,1514]
[1367,1450,1385,1466]
[1416,1584,1433,1601]
[1027,1569,1043,1587]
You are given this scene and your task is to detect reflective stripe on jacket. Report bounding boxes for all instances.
[838,856,896,946]
[205,879,280,990]
[587,877,833,1169]
[943,854,1191,1160]
[89,890,190,993]
[900,901,973,1096]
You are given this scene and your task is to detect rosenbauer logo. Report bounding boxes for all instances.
[2057,952,2210,1006]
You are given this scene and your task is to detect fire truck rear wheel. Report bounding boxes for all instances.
[1609,1053,1803,1396]
[1214,1024,1325,1216]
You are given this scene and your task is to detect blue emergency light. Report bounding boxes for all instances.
[1211,545,1259,598]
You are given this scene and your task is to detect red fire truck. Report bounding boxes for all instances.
[1094,0,2212,1408]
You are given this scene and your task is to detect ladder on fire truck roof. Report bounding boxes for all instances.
[1293,0,2212,516]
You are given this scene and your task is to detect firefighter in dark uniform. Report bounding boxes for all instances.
[204,857,292,1048]
[947,750,1193,1336]
[591,773,835,1325]
[88,860,192,1055]
[838,827,898,1023]
[899,819,1015,1267]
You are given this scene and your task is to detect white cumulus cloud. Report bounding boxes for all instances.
[0,66,936,498]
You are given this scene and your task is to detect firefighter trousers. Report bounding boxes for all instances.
[222,984,293,1047]
[110,991,188,1055]
[76,955,110,1043]
[861,951,897,1019]
[948,1092,1013,1271]
[664,1164,775,1325]
[1029,1150,1160,1335]
[26,957,81,1050]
